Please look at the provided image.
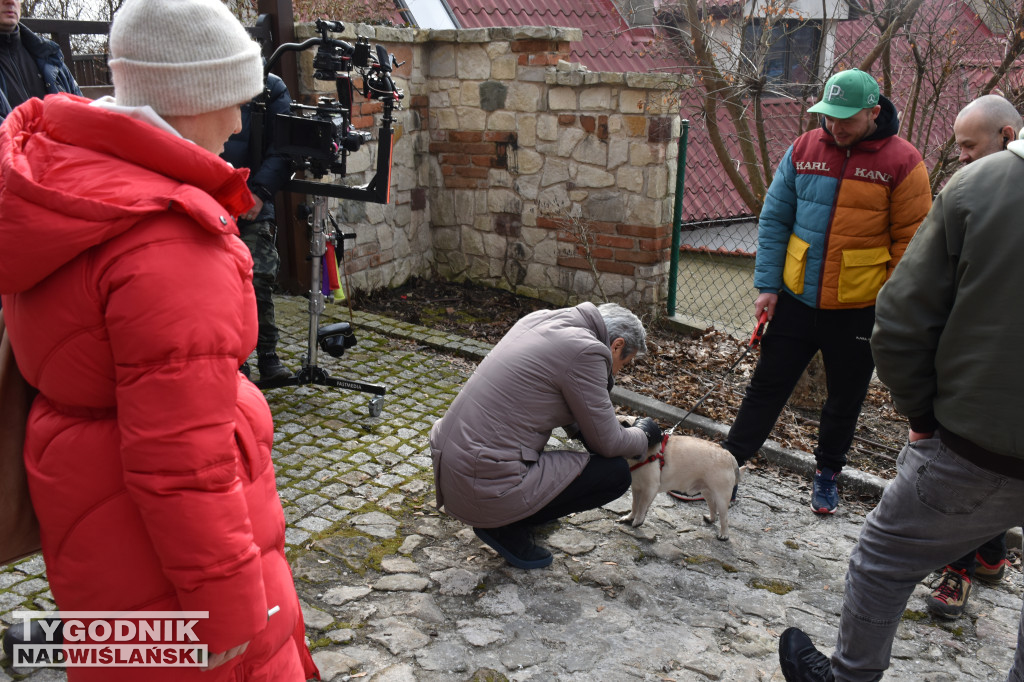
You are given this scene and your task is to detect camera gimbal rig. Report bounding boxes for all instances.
[249,19,403,417]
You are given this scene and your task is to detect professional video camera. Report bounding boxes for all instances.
[250,20,404,417]
[254,18,404,195]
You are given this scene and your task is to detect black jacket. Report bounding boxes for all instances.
[0,24,81,119]
[221,73,292,224]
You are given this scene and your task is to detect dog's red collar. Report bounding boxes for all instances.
[629,434,671,471]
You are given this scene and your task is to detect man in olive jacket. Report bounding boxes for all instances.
[429,302,662,569]
[779,120,1024,682]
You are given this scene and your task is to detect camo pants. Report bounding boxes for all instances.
[238,220,281,356]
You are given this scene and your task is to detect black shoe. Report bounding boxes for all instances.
[779,627,834,682]
[3,617,62,660]
[257,352,291,381]
[239,362,251,379]
[473,526,553,569]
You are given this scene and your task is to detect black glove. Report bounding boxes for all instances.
[634,417,663,447]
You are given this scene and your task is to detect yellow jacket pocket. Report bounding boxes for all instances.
[838,246,890,303]
[783,234,810,295]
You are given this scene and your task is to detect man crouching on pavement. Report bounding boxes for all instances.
[429,302,662,569]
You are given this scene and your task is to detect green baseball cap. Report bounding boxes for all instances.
[808,69,880,119]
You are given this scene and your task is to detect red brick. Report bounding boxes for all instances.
[615,249,661,264]
[580,115,596,133]
[558,114,577,126]
[639,237,673,251]
[617,224,661,239]
[471,154,496,167]
[595,260,636,276]
[440,165,456,176]
[586,221,618,234]
[537,217,563,230]
[456,166,489,178]
[648,117,673,144]
[410,95,429,108]
[510,40,559,53]
[517,54,529,65]
[441,153,470,165]
[596,234,635,249]
[450,131,483,143]
[597,115,609,140]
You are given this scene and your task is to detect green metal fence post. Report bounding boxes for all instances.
[667,119,689,317]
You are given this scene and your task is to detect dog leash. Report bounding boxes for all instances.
[665,309,769,435]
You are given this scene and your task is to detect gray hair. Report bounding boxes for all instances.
[598,303,647,357]
[957,94,1023,134]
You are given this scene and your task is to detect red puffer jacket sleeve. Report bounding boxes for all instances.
[99,211,266,655]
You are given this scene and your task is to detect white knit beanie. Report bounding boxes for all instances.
[108,0,263,116]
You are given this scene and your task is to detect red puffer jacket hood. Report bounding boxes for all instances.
[0,94,318,681]
[0,94,252,294]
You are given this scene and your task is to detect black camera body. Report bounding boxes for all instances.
[255,19,403,184]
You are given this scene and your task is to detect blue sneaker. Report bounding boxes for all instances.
[811,468,838,514]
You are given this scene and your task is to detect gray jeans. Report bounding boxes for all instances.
[832,435,1024,681]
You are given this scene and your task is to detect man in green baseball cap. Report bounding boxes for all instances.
[702,65,931,525]
[807,68,882,147]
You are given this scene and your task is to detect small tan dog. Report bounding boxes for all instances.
[618,417,739,541]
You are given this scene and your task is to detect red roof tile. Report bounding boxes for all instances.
[448,0,681,72]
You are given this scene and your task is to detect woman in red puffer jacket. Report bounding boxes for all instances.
[0,1,317,680]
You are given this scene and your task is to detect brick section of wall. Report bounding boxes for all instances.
[292,23,689,312]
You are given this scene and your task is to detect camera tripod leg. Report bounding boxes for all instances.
[253,195,387,413]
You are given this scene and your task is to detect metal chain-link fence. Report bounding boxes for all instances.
[669,111,766,338]
[672,219,759,337]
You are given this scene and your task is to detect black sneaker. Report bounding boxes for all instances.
[239,363,251,379]
[779,627,834,682]
[473,526,552,569]
[926,567,971,619]
[257,352,291,381]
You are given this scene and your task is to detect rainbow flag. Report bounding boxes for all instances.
[323,242,345,301]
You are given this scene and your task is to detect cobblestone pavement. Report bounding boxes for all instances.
[1,294,1022,681]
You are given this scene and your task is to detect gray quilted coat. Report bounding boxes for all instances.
[429,303,648,527]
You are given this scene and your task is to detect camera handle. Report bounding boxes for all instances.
[253,193,386,418]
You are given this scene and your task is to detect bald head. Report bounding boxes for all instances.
[954,94,1024,164]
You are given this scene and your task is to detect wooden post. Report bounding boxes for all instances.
[256,0,309,295]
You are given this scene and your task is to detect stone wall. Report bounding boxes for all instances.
[294,24,685,313]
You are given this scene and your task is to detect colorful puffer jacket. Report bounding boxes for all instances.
[0,95,317,682]
[755,95,932,310]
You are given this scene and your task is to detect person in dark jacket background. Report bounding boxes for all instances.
[429,302,662,570]
[0,0,81,120]
[222,72,293,381]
